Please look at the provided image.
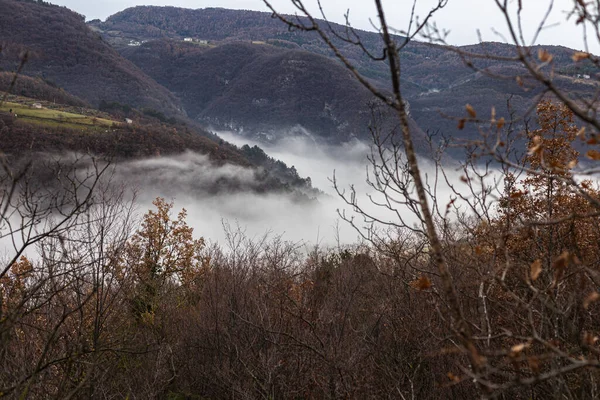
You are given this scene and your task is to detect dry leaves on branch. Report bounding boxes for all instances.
[411,276,432,291]
[530,259,542,281]
[528,136,543,155]
[497,117,505,129]
[586,150,600,160]
[466,104,476,118]
[538,49,553,63]
[572,51,590,62]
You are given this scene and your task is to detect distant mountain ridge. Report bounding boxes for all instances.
[0,0,320,196]
[119,39,425,145]
[91,6,600,147]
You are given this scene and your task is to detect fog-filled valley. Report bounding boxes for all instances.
[113,132,419,246]
[112,130,485,246]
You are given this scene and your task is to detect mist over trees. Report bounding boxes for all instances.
[3,0,600,399]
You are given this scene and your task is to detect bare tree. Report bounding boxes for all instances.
[0,155,141,398]
[262,0,600,397]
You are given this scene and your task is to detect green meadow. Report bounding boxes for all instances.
[0,101,117,130]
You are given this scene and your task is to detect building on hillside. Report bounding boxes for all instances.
[125,118,133,124]
[32,103,42,109]
[184,37,193,42]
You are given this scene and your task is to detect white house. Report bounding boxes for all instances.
[32,103,42,109]
[125,118,133,124]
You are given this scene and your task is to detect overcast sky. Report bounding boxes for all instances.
[51,0,596,52]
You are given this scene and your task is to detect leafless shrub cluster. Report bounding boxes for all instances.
[258,0,600,398]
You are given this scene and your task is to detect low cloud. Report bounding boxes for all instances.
[2,133,504,254]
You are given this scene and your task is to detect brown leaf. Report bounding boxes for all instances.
[577,127,586,140]
[572,51,590,62]
[584,292,600,309]
[447,372,460,383]
[516,76,524,87]
[411,276,432,291]
[583,332,599,345]
[497,117,505,129]
[466,104,477,118]
[553,251,570,271]
[510,342,529,356]
[457,119,466,130]
[538,49,553,63]
[530,259,542,281]
[528,135,543,155]
[586,150,600,160]
[587,135,599,145]
[567,159,578,169]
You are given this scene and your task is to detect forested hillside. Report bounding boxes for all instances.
[0,91,315,195]
[0,72,89,107]
[0,0,184,117]
[91,6,600,144]
[120,40,426,145]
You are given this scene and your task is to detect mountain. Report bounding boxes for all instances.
[119,39,424,144]
[91,6,600,147]
[0,0,184,117]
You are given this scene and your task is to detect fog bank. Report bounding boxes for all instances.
[1,132,502,256]
[107,131,495,246]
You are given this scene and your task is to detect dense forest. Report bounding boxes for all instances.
[2,102,600,399]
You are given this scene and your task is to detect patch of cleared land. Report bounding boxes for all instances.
[0,96,118,130]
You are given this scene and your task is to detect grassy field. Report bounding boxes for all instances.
[0,101,117,129]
